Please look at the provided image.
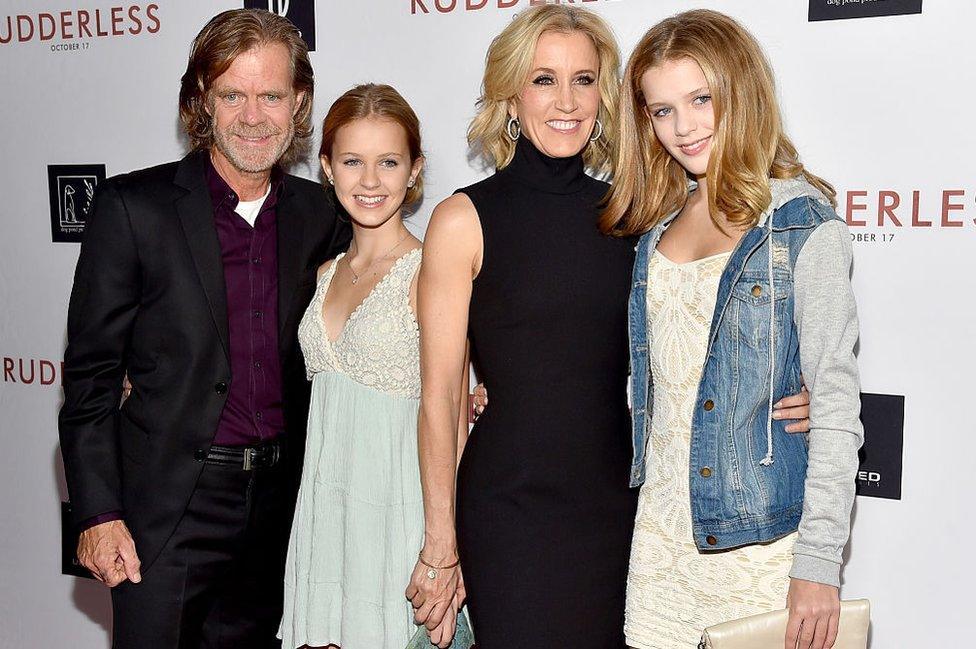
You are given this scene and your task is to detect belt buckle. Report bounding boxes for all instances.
[242,447,254,471]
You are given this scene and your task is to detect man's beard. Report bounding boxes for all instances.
[212,120,294,174]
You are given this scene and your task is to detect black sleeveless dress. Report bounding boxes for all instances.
[456,138,638,648]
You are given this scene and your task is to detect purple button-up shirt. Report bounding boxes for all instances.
[206,158,285,446]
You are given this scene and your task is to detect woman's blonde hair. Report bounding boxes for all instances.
[468,5,620,176]
[601,9,835,236]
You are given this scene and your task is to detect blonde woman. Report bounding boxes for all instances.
[603,11,863,649]
[404,6,638,647]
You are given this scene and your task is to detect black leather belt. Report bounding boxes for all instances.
[205,439,282,470]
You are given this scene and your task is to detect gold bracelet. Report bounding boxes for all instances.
[418,551,460,579]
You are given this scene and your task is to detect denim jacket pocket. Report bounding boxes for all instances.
[729,272,792,306]
[728,274,792,351]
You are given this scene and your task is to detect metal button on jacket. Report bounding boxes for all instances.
[751,284,762,297]
[706,535,718,546]
[700,467,712,478]
[703,399,715,411]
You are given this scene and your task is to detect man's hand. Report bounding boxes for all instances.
[77,520,142,587]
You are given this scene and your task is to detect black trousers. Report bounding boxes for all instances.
[111,455,294,649]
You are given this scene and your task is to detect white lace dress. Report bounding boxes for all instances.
[624,250,797,649]
[279,249,424,649]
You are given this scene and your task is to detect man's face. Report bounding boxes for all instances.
[208,42,303,174]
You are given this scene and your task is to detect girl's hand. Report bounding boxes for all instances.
[120,374,132,406]
[471,383,487,421]
[785,577,840,649]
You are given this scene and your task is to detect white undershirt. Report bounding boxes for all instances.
[234,184,271,227]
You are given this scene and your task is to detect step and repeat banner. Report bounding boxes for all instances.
[0,1,970,646]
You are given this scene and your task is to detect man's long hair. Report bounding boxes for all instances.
[178,9,314,165]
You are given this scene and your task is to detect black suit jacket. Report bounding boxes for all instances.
[58,150,350,570]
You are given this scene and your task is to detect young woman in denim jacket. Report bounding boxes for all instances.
[600,10,863,649]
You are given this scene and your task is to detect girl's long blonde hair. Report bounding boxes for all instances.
[467,5,620,176]
[601,9,835,236]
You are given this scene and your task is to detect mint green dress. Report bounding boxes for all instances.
[279,249,427,649]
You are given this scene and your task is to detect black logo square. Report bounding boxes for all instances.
[856,393,904,500]
[48,164,106,243]
[809,0,923,22]
[244,0,316,51]
[61,502,94,579]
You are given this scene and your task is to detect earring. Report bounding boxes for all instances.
[407,178,415,188]
[327,176,335,185]
[506,116,521,141]
[589,119,604,143]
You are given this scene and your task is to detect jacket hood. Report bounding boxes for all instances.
[756,176,832,228]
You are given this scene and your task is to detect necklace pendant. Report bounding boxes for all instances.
[351,276,359,285]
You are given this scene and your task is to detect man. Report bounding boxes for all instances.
[58,9,349,647]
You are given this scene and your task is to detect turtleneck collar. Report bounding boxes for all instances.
[501,135,588,195]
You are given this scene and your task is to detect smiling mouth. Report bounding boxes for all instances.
[546,119,583,134]
[677,135,711,156]
[354,195,387,208]
[235,134,274,145]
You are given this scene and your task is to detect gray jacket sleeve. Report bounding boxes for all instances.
[789,218,864,587]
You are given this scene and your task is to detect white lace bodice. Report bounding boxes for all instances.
[642,251,731,542]
[625,249,796,648]
[298,248,421,399]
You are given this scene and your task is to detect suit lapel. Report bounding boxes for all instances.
[276,178,306,344]
[174,151,231,362]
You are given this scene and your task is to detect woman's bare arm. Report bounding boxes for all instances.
[406,193,481,639]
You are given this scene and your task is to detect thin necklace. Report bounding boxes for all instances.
[347,232,410,285]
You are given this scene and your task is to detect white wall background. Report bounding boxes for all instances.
[1,1,972,646]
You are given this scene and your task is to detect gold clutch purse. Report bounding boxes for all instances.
[699,599,870,649]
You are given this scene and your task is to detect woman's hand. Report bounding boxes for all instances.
[426,576,465,648]
[428,599,457,648]
[412,192,479,643]
[785,577,840,649]
[405,548,460,633]
[773,379,810,433]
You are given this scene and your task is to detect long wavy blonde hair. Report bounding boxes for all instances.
[601,9,835,236]
[467,5,620,176]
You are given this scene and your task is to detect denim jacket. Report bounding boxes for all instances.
[627,178,863,586]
